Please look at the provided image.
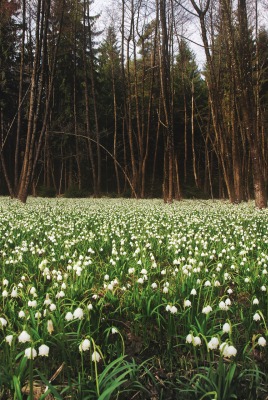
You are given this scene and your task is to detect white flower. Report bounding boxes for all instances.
[208,337,219,350]
[253,313,261,321]
[219,301,228,311]
[190,289,197,295]
[163,287,169,293]
[252,298,259,305]
[47,320,54,334]
[111,327,118,334]
[35,311,42,319]
[184,299,192,308]
[79,339,91,352]
[227,288,233,294]
[140,269,147,275]
[65,312,73,321]
[128,268,135,274]
[49,303,56,311]
[104,274,109,280]
[73,307,84,319]
[204,280,211,287]
[91,350,101,362]
[56,291,65,298]
[202,305,212,315]
[170,305,178,314]
[225,345,237,358]
[186,333,193,344]
[5,334,13,346]
[2,290,8,297]
[18,330,31,343]
[137,278,144,284]
[24,347,37,359]
[151,282,157,289]
[225,298,231,306]
[87,303,93,310]
[3,279,9,286]
[261,286,266,292]
[214,280,221,287]
[257,337,266,347]
[222,322,231,333]
[19,311,26,320]
[193,336,202,346]
[0,317,7,327]
[220,342,237,358]
[39,344,50,357]
[28,300,37,308]
[30,287,36,295]
[11,287,18,298]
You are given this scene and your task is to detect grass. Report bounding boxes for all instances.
[0,197,267,399]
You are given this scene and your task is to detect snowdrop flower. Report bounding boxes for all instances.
[3,279,9,286]
[5,334,13,346]
[163,287,169,293]
[220,342,237,358]
[104,274,109,281]
[227,288,233,294]
[11,287,18,298]
[2,290,8,298]
[47,320,54,334]
[151,282,157,289]
[202,305,212,315]
[219,301,228,311]
[30,287,36,295]
[39,344,50,357]
[79,338,91,352]
[208,337,220,350]
[0,317,7,327]
[44,295,51,306]
[87,303,93,311]
[244,277,250,283]
[204,280,211,287]
[261,286,266,292]
[140,269,147,275]
[128,268,135,274]
[193,336,202,346]
[73,307,84,319]
[28,300,37,308]
[111,327,118,334]
[225,298,231,306]
[186,334,193,344]
[253,313,261,322]
[190,288,197,295]
[184,299,191,308]
[92,350,101,362]
[257,337,266,347]
[214,280,221,287]
[92,294,99,300]
[35,311,42,319]
[225,345,237,358]
[170,305,178,314]
[222,322,231,333]
[166,305,171,312]
[24,347,37,359]
[137,278,144,284]
[252,298,259,305]
[49,303,56,312]
[18,310,25,318]
[65,312,73,321]
[18,330,31,343]
[56,291,65,299]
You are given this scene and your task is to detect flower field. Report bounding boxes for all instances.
[0,198,268,399]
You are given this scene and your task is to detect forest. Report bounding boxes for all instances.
[0,0,267,207]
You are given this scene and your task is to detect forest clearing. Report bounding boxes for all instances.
[0,197,268,399]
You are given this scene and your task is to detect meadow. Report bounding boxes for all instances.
[0,197,268,400]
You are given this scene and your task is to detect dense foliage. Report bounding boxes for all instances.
[0,198,268,399]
